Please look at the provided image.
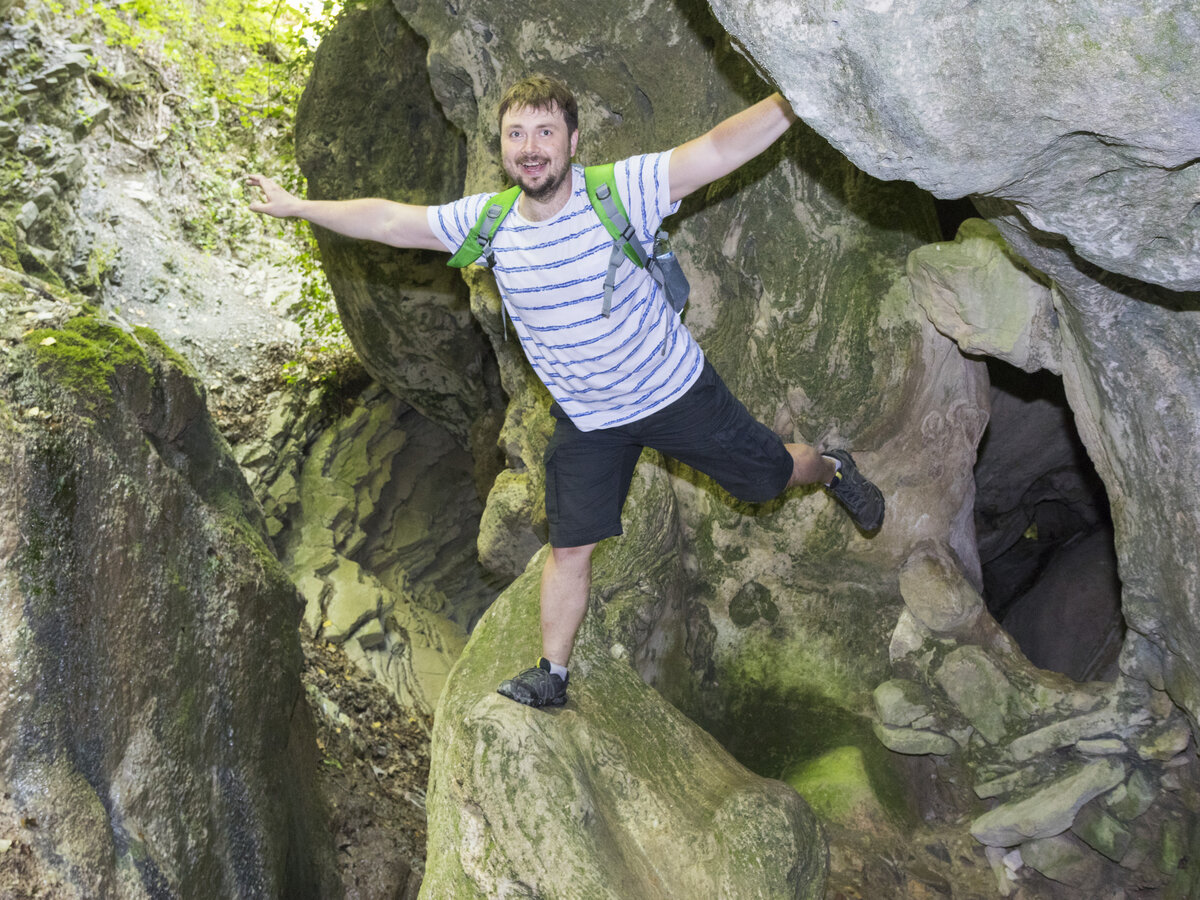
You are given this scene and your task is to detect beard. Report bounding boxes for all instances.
[508,153,572,202]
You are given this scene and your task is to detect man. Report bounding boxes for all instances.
[247,74,884,709]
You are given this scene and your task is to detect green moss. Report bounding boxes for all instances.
[729,581,779,628]
[704,685,914,828]
[0,217,22,272]
[132,325,196,376]
[82,238,120,292]
[784,745,886,824]
[25,315,152,411]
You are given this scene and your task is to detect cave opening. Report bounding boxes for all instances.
[973,357,1124,682]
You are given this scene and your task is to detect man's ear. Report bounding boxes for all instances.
[569,129,580,157]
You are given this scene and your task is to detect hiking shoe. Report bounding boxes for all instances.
[497,658,568,708]
[824,449,885,532]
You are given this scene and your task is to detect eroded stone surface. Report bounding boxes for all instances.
[970,758,1125,847]
[908,218,1060,374]
[244,381,494,717]
[0,271,337,897]
[708,0,1200,292]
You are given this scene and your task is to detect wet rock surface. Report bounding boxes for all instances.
[0,270,339,897]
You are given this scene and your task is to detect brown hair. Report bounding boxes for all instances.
[497,74,579,136]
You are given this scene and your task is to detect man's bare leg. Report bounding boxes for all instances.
[496,541,597,707]
[785,442,836,488]
[540,542,597,668]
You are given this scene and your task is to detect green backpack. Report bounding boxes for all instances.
[447,163,689,318]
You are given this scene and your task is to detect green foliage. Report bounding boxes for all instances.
[34,0,365,374]
[284,222,346,347]
[273,167,351,384]
[77,0,325,122]
[70,0,358,362]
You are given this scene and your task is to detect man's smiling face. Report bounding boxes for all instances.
[500,102,580,208]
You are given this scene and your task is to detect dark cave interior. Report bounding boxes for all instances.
[974,358,1123,682]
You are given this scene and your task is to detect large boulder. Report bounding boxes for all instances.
[422,467,826,899]
[0,269,338,897]
[706,0,1200,293]
[295,0,505,475]
[708,0,1200,738]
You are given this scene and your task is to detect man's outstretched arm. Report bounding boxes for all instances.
[246,174,446,252]
[668,92,798,203]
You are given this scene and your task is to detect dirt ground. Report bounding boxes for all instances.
[302,633,431,900]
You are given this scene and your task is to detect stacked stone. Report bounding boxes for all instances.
[874,540,1197,895]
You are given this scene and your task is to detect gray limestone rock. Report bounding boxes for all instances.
[708,0,1200,293]
[980,216,1200,735]
[0,271,338,897]
[1020,833,1112,892]
[935,646,1017,745]
[899,540,985,635]
[1008,705,1152,764]
[872,723,957,757]
[873,678,934,728]
[295,0,1200,892]
[422,546,826,899]
[908,218,1060,374]
[705,0,1200,767]
[1105,768,1157,822]
[295,0,505,473]
[266,383,493,716]
[970,757,1125,846]
[1070,801,1131,863]
[347,0,976,888]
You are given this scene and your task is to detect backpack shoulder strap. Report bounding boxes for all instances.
[447,185,522,269]
[584,164,648,270]
[585,164,650,317]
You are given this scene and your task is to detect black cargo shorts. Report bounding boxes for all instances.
[543,359,794,547]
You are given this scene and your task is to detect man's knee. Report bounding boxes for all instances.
[550,542,597,567]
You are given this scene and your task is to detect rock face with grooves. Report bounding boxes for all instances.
[0,268,338,898]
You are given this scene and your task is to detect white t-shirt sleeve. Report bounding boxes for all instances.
[613,149,680,245]
[426,193,490,256]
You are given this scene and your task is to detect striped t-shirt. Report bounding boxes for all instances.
[427,151,705,432]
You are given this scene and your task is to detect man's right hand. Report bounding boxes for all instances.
[246,173,300,219]
[243,173,445,251]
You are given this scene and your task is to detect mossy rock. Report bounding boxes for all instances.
[24,314,153,414]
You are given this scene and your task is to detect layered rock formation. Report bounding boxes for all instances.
[239,379,496,718]
[0,271,338,897]
[3,0,1187,894]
